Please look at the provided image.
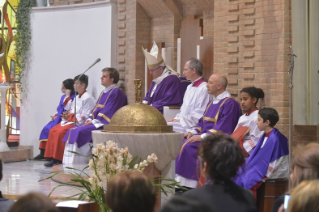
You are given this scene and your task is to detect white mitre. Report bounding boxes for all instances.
[142,41,178,76]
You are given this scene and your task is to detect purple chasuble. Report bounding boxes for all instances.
[176,97,242,181]
[62,88,127,148]
[39,93,75,141]
[143,74,183,113]
[234,128,289,189]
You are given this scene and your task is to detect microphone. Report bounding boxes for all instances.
[73,58,101,126]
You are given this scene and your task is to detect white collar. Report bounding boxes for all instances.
[104,84,117,93]
[191,76,202,84]
[212,90,231,104]
[152,67,171,85]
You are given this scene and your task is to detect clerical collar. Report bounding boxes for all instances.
[79,90,87,98]
[104,84,116,93]
[212,90,231,104]
[245,107,258,116]
[265,130,272,137]
[192,77,206,87]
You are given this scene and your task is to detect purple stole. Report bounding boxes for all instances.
[175,97,242,181]
[62,88,127,148]
[234,128,289,189]
[143,75,183,113]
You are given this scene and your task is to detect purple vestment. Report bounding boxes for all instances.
[143,75,183,113]
[62,88,127,148]
[176,97,242,181]
[234,128,289,189]
[39,93,75,141]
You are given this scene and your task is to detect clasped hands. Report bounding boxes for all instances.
[184,132,202,143]
[61,111,70,120]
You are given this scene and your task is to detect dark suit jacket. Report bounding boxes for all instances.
[183,180,257,212]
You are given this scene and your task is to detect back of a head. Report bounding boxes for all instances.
[198,132,245,182]
[213,73,228,90]
[188,58,203,76]
[8,192,59,212]
[287,180,319,212]
[106,170,156,212]
[160,196,214,212]
[63,78,75,93]
[291,142,319,188]
[74,74,89,89]
[258,107,279,127]
[0,158,2,179]
[102,67,119,84]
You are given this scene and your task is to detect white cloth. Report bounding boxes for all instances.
[61,92,95,126]
[234,110,263,155]
[190,90,231,139]
[87,84,117,128]
[63,142,92,164]
[168,78,209,133]
[175,174,198,188]
[260,136,289,179]
[143,67,172,105]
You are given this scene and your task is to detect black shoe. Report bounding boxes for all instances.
[44,159,55,167]
[52,160,62,167]
[34,153,45,160]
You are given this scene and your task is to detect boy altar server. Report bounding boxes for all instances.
[234,107,289,198]
[167,58,210,133]
[44,74,95,167]
[62,68,127,164]
[175,73,242,189]
[142,41,183,113]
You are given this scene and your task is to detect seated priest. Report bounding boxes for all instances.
[35,78,75,160]
[234,108,289,199]
[175,73,242,189]
[44,74,96,167]
[167,58,210,133]
[142,41,183,113]
[62,68,127,164]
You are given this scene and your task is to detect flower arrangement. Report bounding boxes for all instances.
[41,141,181,212]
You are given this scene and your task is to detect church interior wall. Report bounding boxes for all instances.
[43,0,318,147]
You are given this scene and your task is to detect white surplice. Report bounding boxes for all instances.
[168,77,210,133]
[234,110,264,155]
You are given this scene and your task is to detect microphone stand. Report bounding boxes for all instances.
[74,58,101,126]
[287,46,296,189]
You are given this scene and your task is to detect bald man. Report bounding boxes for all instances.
[175,73,242,189]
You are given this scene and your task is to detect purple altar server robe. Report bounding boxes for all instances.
[62,88,127,148]
[143,75,183,113]
[176,97,242,181]
[39,93,75,141]
[234,128,289,189]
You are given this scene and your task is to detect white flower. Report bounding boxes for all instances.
[134,164,138,169]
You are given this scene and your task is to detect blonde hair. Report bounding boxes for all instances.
[290,142,319,189]
[286,180,319,212]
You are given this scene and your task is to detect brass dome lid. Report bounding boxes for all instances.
[103,103,173,133]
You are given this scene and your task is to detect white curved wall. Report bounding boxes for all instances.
[20,1,117,156]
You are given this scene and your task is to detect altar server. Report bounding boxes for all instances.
[142,41,183,113]
[234,108,289,198]
[175,73,241,188]
[62,68,127,164]
[34,79,75,160]
[232,87,264,156]
[167,58,210,133]
[44,74,95,167]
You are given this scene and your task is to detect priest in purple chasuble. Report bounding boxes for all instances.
[62,68,127,161]
[175,73,242,188]
[142,41,183,113]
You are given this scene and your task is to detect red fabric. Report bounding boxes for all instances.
[198,174,206,187]
[67,113,77,122]
[231,126,250,157]
[245,107,258,116]
[39,141,47,149]
[265,130,272,137]
[79,90,87,98]
[250,176,268,201]
[44,124,73,161]
[192,78,206,87]
[63,97,71,106]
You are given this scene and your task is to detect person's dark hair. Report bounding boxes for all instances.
[198,132,245,182]
[8,192,59,212]
[102,67,119,84]
[74,74,88,89]
[0,158,2,179]
[240,86,264,105]
[258,107,279,127]
[106,170,156,212]
[188,58,203,76]
[62,78,75,93]
[160,196,214,212]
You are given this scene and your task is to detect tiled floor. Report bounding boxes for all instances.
[0,160,81,199]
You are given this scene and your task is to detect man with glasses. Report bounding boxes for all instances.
[142,42,183,113]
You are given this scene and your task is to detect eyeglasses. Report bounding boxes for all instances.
[149,66,161,72]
